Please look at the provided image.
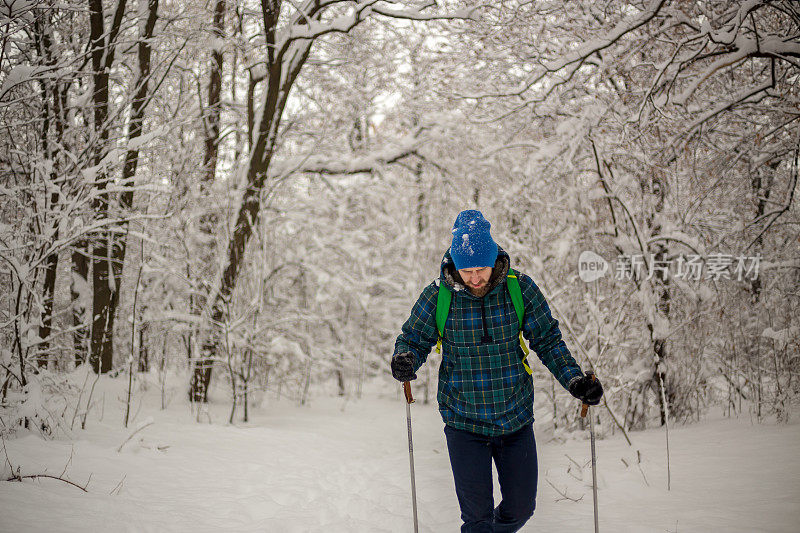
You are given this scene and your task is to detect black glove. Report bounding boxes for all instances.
[391,352,417,382]
[569,372,603,405]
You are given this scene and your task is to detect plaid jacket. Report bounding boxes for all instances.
[394,248,583,436]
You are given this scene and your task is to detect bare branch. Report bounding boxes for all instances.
[7,473,89,492]
[117,420,154,452]
[3,436,88,492]
[545,478,584,503]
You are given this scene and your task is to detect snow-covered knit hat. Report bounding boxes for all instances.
[450,210,498,271]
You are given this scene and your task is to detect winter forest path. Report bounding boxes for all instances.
[0,377,799,532]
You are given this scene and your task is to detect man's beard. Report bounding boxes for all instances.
[467,284,490,297]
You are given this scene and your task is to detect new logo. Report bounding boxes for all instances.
[578,251,609,282]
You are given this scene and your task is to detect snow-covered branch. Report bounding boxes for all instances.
[541,0,667,73]
[278,0,477,51]
[673,35,799,106]
[460,0,667,102]
[270,128,426,177]
[670,80,774,146]
[370,2,482,21]
[279,1,379,47]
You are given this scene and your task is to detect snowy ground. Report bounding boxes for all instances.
[1,374,799,533]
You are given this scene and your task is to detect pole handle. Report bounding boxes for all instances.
[580,371,596,418]
[403,381,415,404]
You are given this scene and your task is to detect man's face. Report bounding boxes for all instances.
[458,266,493,296]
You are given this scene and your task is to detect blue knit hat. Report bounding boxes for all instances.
[450,210,498,270]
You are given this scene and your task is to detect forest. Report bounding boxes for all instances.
[1,0,798,439]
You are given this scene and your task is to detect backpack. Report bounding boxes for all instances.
[435,269,533,375]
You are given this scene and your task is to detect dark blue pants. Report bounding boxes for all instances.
[444,423,538,533]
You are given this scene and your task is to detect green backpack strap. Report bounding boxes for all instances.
[435,281,452,354]
[507,270,532,375]
[506,271,525,328]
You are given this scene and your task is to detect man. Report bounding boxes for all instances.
[391,209,603,533]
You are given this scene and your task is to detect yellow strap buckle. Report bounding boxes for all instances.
[519,332,532,375]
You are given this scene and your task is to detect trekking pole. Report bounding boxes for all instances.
[580,371,599,533]
[403,381,419,533]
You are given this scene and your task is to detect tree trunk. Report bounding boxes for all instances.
[749,164,772,303]
[138,325,149,372]
[190,0,226,402]
[104,0,159,376]
[196,1,312,398]
[71,244,90,365]
[336,367,345,397]
[91,237,116,373]
[644,172,673,427]
[203,0,225,184]
[652,241,672,426]
[747,161,774,416]
[38,244,58,368]
[88,0,128,374]
[37,193,59,368]
[34,11,70,369]
[86,0,156,375]
[190,340,215,403]
[116,0,159,265]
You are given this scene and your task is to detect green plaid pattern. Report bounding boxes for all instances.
[394,249,583,436]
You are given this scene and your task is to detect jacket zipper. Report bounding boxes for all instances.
[480,297,493,344]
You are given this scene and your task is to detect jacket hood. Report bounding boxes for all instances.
[440,246,511,296]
